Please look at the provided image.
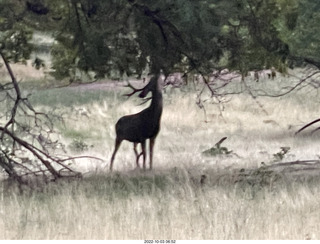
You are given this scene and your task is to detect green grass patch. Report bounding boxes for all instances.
[28,87,121,107]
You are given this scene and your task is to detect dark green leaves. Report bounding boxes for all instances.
[1,0,312,80]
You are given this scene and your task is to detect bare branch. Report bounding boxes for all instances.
[58,155,104,163]
[295,118,320,135]
[0,51,92,182]
[0,51,21,127]
[257,70,320,98]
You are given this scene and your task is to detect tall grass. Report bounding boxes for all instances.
[2,169,320,239]
[1,72,320,239]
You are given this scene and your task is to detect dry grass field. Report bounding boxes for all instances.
[1,65,320,239]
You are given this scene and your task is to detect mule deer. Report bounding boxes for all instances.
[110,74,163,171]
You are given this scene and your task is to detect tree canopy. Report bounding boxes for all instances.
[2,0,317,80]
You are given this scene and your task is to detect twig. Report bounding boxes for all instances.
[57,155,104,163]
[258,70,320,98]
[266,160,320,168]
[295,118,320,135]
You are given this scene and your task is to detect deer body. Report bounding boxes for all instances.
[110,75,163,171]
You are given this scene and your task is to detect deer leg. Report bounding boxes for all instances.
[141,141,146,170]
[133,143,142,168]
[110,138,122,171]
[149,137,156,170]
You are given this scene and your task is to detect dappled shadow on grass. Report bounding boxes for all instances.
[2,162,320,202]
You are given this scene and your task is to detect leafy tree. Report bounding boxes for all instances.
[44,0,295,79]
[0,0,306,79]
[219,0,290,74]
[279,0,320,69]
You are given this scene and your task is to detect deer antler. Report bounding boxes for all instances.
[124,81,145,97]
[138,96,152,106]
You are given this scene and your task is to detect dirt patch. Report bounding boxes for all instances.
[0,60,46,82]
[63,78,147,92]
[0,60,147,92]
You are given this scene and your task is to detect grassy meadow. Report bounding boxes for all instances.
[1,68,320,239]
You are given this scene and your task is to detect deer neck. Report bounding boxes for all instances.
[149,89,163,118]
